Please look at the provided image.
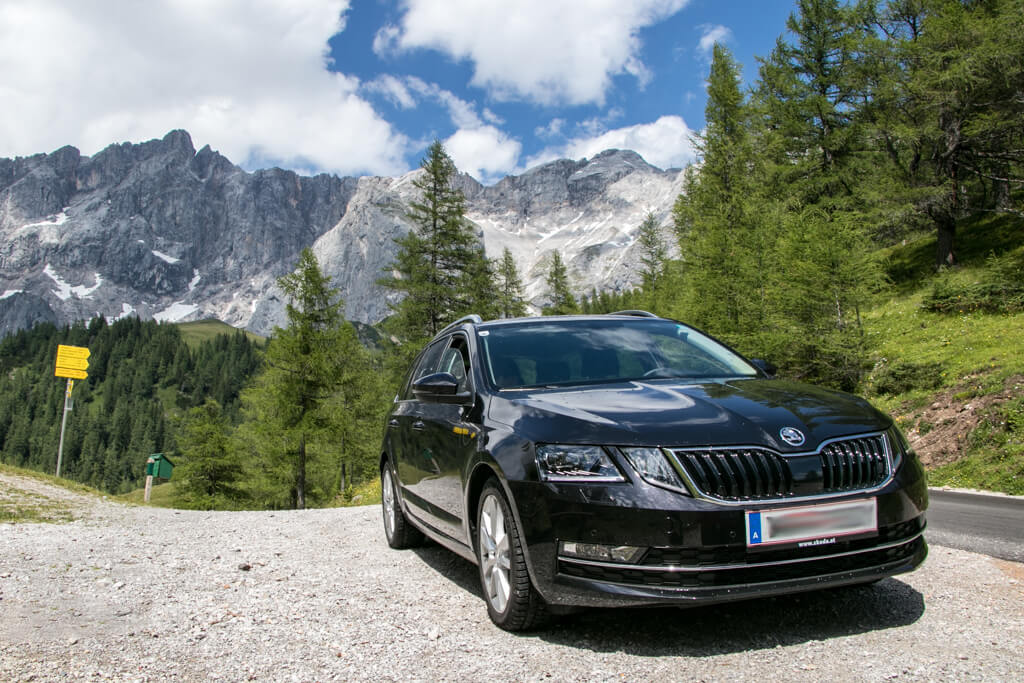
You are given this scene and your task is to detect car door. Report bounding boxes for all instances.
[388,338,447,525]
[411,334,478,542]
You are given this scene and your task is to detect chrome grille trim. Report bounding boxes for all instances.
[668,432,895,506]
[820,435,889,492]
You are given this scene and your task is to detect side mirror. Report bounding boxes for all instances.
[412,372,472,404]
[750,359,777,377]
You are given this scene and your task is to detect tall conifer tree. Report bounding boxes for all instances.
[243,248,354,509]
[495,247,528,318]
[675,44,769,341]
[543,252,577,315]
[380,140,495,341]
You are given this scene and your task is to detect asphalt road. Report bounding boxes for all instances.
[926,488,1024,563]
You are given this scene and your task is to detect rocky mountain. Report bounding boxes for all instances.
[0,131,683,336]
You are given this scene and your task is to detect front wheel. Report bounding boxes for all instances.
[381,463,423,549]
[476,481,546,631]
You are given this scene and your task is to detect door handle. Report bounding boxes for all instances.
[412,420,426,430]
[388,419,400,428]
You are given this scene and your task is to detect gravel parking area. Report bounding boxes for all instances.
[1,473,1022,682]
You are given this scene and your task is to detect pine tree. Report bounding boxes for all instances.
[463,246,501,321]
[495,248,528,318]
[635,212,679,314]
[675,43,770,341]
[903,0,1024,266]
[380,140,495,341]
[243,248,351,509]
[755,0,870,210]
[174,399,243,509]
[767,208,880,390]
[543,252,578,315]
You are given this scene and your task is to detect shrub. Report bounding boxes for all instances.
[923,252,1024,314]
[870,359,945,395]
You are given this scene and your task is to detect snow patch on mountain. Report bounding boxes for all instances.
[43,266,103,301]
[152,250,181,264]
[153,302,199,323]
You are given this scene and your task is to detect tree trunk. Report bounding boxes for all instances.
[296,433,306,510]
[994,162,1012,210]
[936,214,956,269]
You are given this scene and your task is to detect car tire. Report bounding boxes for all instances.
[476,480,547,631]
[381,462,424,549]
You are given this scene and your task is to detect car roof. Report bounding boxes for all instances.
[431,311,663,340]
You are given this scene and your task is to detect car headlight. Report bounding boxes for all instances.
[536,445,624,482]
[621,447,687,491]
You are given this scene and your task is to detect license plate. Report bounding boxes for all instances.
[746,498,877,549]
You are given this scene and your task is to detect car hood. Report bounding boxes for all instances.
[487,378,890,452]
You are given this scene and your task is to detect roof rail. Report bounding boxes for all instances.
[607,310,660,318]
[436,314,483,337]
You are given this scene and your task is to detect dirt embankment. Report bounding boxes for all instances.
[901,375,1023,468]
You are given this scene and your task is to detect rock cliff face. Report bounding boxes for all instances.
[0,131,682,336]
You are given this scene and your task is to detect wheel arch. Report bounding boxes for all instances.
[465,462,501,549]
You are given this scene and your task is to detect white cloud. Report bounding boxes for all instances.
[382,0,691,106]
[535,119,566,139]
[528,115,697,171]
[0,0,409,176]
[389,77,522,182]
[372,23,402,56]
[365,75,417,109]
[445,126,522,184]
[404,77,482,129]
[481,108,504,126]
[697,24,733,58]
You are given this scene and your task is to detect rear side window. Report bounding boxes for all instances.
[401,339,448,399]
[437,336,471,393]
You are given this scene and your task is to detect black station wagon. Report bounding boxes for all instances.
[379,312,928,630]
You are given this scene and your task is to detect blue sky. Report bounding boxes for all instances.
[0,0,797,184]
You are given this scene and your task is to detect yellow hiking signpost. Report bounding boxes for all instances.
[55,345,90,477]
[55,344,90,380]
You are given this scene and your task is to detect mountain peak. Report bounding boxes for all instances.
[162,129,195,154]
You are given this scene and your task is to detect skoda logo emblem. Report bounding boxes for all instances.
[780,427,805,447]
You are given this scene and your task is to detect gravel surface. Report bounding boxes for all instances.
[2,472,1023,682]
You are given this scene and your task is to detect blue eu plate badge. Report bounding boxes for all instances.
[747,511,763,545]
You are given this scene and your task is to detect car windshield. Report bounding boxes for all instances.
[479,318,758,389]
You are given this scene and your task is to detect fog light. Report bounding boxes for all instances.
[559,541,645,564]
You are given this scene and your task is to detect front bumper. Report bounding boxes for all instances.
[508,467,928,609]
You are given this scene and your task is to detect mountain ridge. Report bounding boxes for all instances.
[0,130,683,336]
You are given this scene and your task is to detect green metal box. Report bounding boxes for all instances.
[145,453,174,479]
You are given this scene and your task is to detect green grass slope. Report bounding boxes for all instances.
[176,319,264,349]
[865,215,1024,494]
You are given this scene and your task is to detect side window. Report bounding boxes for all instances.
[402,339,448,400]
[438,335,471,392]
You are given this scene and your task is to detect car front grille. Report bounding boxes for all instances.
[820,434,889,492]
[672,448,793,499]
[669,433,893,502]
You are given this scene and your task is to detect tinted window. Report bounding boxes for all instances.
[479,319,757,389]
[402,338,449,399]
[438,336,471,393]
